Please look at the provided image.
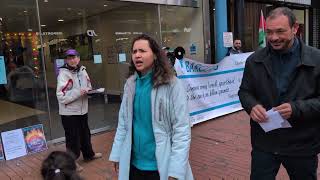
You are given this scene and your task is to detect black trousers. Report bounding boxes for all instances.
[129,165,160,180]
[61,114,95,160]
[251,148,318,180]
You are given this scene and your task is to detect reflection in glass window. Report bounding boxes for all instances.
[160,2,204,62]
[0,0,50,139]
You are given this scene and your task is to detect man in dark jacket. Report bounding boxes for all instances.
[239,7,320,180]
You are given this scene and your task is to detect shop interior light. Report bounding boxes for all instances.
[41,24,46,27]
[104,4,108,7]
[58,19,64,22]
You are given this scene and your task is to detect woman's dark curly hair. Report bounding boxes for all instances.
[129,34,174,88]
[41,151,81,180]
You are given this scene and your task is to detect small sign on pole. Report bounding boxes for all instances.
[223,32,233,48]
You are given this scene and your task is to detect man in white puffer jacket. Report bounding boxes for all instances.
[56,49,101,171]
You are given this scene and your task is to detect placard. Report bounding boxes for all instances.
[23,124,48,154]
[1,129,27,160]
[223,32,233,48]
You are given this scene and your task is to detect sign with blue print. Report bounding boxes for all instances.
[94,55,102,64]
[189,43,197,55]
[0,56,7,84]
[175,52,253,125]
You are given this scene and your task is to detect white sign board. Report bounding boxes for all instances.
[223,32,233,48]
[175,52,253,125]
[1,129,27,160]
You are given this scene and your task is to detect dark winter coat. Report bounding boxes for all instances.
[238,39,320,156]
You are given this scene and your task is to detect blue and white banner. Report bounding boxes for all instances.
[175,52,253,125]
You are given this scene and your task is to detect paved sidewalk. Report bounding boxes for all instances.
[0,111,318,179]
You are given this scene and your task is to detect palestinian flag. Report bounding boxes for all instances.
[258,10,266,48]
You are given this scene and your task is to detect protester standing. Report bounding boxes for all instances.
[227,38,243,56]
[56,49,102,171]
[239,7,320,180]
[109,34,193,180]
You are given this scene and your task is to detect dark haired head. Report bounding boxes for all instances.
[129,34,174,87]
[174,46,185,60]
[41,151,81,180]
[267,7,297,27]
[234,37,241,41]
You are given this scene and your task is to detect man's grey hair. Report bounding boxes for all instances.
[267,7,297,27]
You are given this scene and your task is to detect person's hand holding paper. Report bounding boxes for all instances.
[250,104,268,123]
[273,103,292,120]
[259,108,292,132]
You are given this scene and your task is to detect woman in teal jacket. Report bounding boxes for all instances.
[109,34,193,180]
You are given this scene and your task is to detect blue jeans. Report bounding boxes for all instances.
[251,149,318,180]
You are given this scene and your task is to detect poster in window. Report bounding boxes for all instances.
[0,56,7,84]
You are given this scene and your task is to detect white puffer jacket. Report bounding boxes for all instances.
[56,65,92,115]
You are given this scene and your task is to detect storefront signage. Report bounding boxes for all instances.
[184,27,192,32]
[36,32,63,36]
[87,30,98,37]
[189,43,197,55]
